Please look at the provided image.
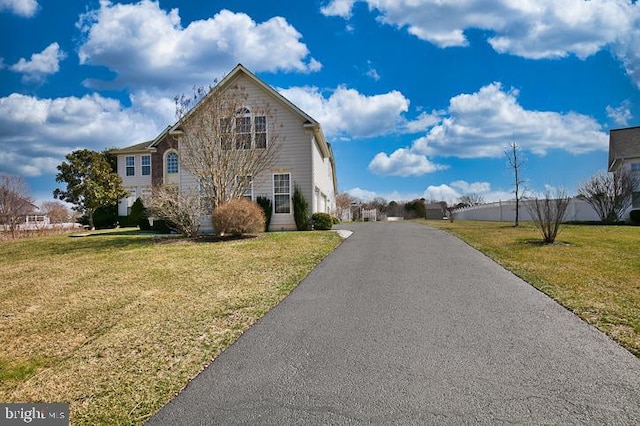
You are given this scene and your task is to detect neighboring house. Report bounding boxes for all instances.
[609,125,640,221]
[113,64,337,231]
[0,193,45,231]
[425,202,447,220]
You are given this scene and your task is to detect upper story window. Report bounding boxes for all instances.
[166,151,179,174]
[220,108,268,150]
[236,108,252,149]
[255,116,267,149]
[141,155,151,176]
[631,163,640,173]
[125,156,135,176]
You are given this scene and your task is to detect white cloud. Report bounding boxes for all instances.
[321,0,640,86]
[0,0,38,17]
[365,60,380,81]
[416,82,608,157]
[370,82,607,177]
[606,101,633,127]
[347,187,378,201]
[77,1,320,93]
[0,93,162,177]
[320,0,356,19]
[278,85,438,139]
[403,110,443,133]
[278,85,412,139]
[611,26,640,89]
[368,148,447,177]
[345,180,509,204]
[450,180,491,194]
[423,181,512,204]
[423,184,460,204]
[10,43,66,83]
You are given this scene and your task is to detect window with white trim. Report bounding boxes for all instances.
[220,117,233,150]
[236,114,252,149]
[631,163,640,172]
[220,108,268,150]
[237,175,253,200]
[273,173,291,214]
[141,155,151,176]
[199,178,213,215]
[127,187,137,215]
[166,151,178,174]
[141,187,152,202]
[255,116,267,149]
[125,156,135,176]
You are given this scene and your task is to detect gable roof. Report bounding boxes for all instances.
[111,140,154,154]
[113,64,338,194]
[160,64,338,192]
[609,126,640,171]
[161,64,332,154]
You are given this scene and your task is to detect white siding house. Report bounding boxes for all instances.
[114,141,153,217]
[113,64,337,231]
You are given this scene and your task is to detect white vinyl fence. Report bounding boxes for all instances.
[452,198,600,222]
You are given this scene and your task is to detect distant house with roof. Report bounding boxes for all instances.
[609,126,640,221]
[112,64,337,231]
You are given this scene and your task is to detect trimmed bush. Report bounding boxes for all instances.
[292,185,309,231]
[91,206,118,229]
[129,197,151,230]
[630,209,640,224]
[211,198,266,237]
[311,212,333,230]
[118,215,133,227]
[331,216,340,225]
[152,219,172,234]
[256,196,273,231]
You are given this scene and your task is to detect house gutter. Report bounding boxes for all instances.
[304,123,339,197]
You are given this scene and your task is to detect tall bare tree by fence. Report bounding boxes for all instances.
[505,142,526,227]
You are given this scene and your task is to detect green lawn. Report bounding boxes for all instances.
[422,220,640,357]
[0,229,342,424]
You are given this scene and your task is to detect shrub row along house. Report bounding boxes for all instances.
[114,65,337,231]
[609,125,640,222]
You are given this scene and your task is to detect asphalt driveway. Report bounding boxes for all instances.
[148,221,640,424]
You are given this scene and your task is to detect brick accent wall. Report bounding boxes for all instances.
[151,135,178,186]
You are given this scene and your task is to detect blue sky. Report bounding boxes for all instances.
[1,0,639,205]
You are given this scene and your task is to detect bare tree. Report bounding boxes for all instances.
[505,142,526,227]
[458,193,485,206]
[147,185,205,238]
[0,175,33,239]
[175,83,280,213]
[525,188,571,244]
[41,201,70,224]
[577,168,640,223]
[335,192,354,221]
